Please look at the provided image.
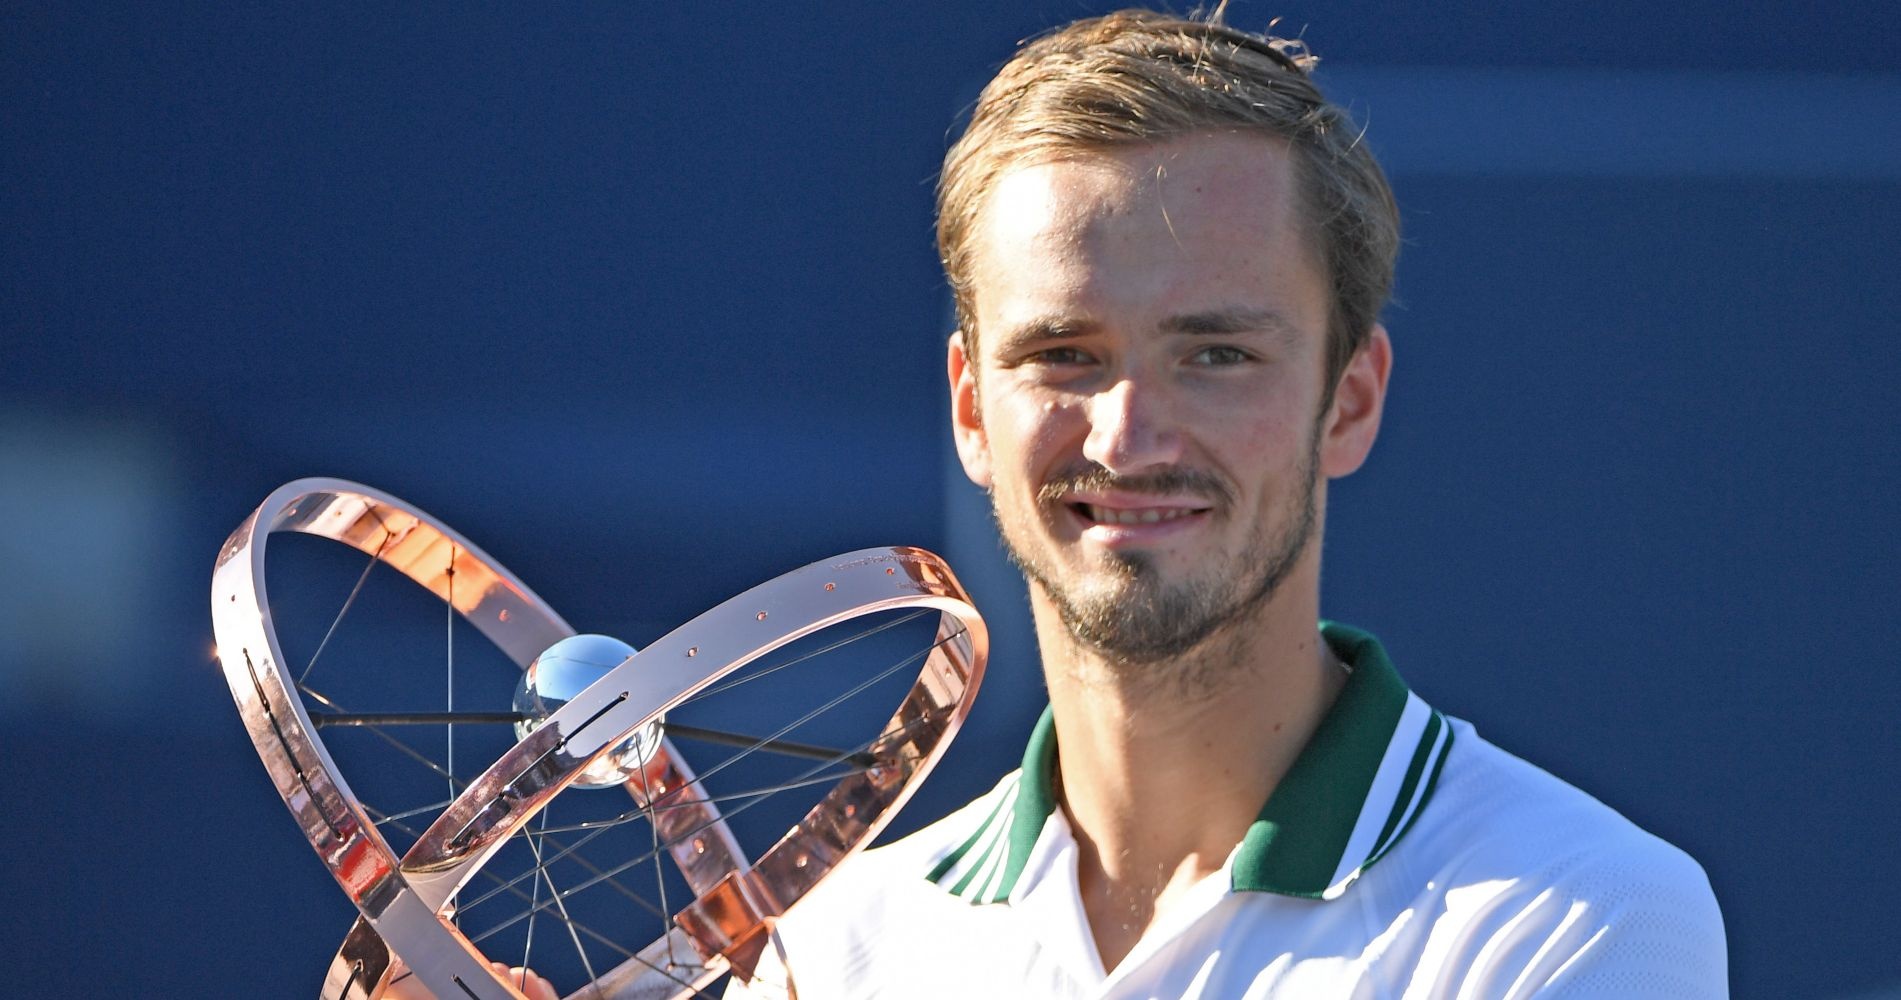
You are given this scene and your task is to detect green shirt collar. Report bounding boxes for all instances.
[931,622,1454,903]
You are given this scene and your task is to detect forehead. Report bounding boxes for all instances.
[967,132,1325,340]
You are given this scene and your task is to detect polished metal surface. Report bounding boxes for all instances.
[212,478,988,999]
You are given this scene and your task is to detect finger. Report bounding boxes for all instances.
[487,962,558,1000]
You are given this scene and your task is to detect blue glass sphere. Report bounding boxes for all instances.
[513,633,661,789]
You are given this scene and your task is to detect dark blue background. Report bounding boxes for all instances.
[4,3,1896,997]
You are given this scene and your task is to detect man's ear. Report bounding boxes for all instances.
[1319,323,1393,479]
[948,332,993,488]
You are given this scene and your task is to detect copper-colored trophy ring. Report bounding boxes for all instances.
[212,478,987,999]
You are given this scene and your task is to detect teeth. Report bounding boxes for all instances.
[1084,504,1194,525]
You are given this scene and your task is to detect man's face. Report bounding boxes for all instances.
[949,132,1386,665]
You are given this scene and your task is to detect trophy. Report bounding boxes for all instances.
[211,479,987,998]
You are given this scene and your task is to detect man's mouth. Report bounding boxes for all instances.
[1039,469,1229,535]
[1072,503,1206,525]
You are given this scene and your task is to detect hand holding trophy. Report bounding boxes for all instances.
[211,479,986,998]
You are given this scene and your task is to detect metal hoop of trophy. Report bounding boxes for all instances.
[210,478,988,999]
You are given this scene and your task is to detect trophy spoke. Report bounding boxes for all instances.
[632,746,679,973]
[299,682,467,790]
[533,851,606,995]
[368,802,666,961]
[454,731,887,926]
[647,630,957,798]
[469,710,935,938]
[299,518,390,686]
[681,608,933,703]
[372,797,457,828]
[472,823,673,926]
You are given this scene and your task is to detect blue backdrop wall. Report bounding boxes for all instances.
[3,3,1897,997]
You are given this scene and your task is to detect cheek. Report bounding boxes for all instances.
[1193,395,1315,480]
[989,396,1077,473]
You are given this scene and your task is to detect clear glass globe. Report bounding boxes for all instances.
[513,633,662,789]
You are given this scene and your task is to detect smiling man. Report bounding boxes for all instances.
[740,9,1728,999]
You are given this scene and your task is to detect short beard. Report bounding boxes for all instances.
[996,427,1320,675]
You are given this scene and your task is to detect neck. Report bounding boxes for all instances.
[1029,569,1345,973]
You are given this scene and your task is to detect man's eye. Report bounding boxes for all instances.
[1190,345,1253,365]
[1026,346,1093,365]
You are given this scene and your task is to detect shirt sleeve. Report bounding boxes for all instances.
[1416,838,1729,999]
[1530,847,1728,999]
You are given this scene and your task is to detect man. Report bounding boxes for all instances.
[743,9,1727,999]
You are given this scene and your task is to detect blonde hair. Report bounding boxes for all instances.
[937,9,1399,391]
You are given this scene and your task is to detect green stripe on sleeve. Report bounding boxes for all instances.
[1367,709,1444,861]
[926,778,1016,885]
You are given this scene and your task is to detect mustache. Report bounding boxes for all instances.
[1036,465,1234,508]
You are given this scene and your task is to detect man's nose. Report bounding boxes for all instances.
[1082,378,1183,474]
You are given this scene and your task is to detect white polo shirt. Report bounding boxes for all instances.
[743,624,1727,999]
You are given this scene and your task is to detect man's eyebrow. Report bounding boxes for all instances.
[990,309,1300,354]
[992,316,1099,352]
[1161,308,1301,341]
